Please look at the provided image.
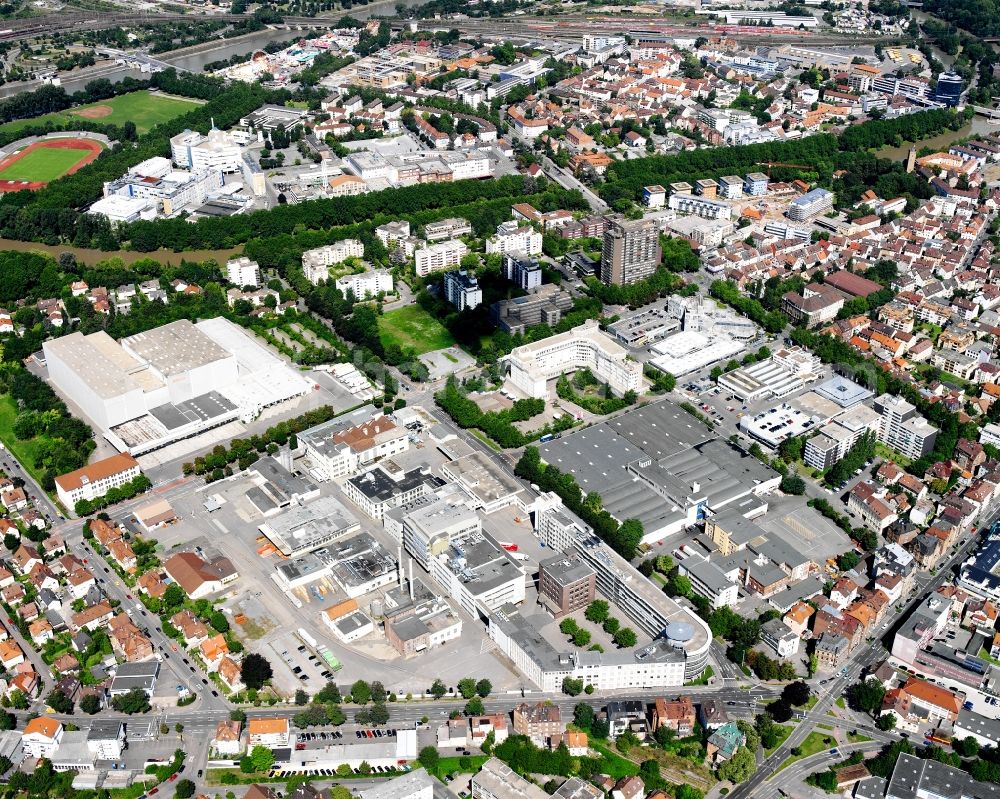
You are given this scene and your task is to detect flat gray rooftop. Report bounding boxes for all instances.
[149,391,237,430]
[122,320,232,376]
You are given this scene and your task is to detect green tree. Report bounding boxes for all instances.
[718,746,756,783]
[476,679,492,698]
[418,746,440,772]
[351,680,372,705]
[584,600,610,623]
[849,678,886,716]
[458,678,477,699]
[80,694,101,715]
[163,583,185,608]
[240,653,273,690]
[175,779,196,799]
[110,688,150,714]
[45,689,73,714]
[250,745,274,773]
[465,697,485,716]
[781,681,811,707]
[779,474,806,495]
[562,677,584,696]
[430,679,447,699]
[876,713,896,731]
[613,628,637,648]
[295,689,309,706]
[958,736,979,758]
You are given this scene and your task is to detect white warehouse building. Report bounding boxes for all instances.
[42,318,312,454]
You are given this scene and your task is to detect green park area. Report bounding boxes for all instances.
[378,305,455,354]
[0,394,46,486]
[0,90,203,136]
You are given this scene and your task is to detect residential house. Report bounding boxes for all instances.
[200,634,229,672]
[651,697,696,736]
[21,717,63,759]
[213,720,244,756]
[706,722,744,764]
[512,703,563,746]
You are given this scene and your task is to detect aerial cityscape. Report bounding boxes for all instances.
[0,0,998,798]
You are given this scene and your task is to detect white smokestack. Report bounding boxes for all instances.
[409,559,414,601]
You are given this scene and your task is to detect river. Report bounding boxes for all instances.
[0,237,241,267]
[908,10,957,68]
[876,116,1000,161]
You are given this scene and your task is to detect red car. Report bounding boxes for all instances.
[149,790,159,796]
[169,774,178,782]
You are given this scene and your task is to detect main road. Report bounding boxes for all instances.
[728,511,989,799]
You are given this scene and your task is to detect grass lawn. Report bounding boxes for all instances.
[429,755,489,779]
[764,725,794,756]
[0,90,203,136]
[590,743,641,779]
[0,146,94,182]
[804,695,819,710]
[847,731,872,744]
[776,731,834,773]
[0,394,47,486]
[835,697,847,710]
[378,305,455,354]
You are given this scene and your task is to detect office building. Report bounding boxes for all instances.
[502,254,543,292]
[430,531,526,617]
[473,758,549,799]
[302,240,365,284]
[415,239,468,277]
[424,217,472,241]
[335,270,394,301]
[803,404,881,471]
[170,128,242,173]
[55,453,141,509]
[678,554,738,609]
[642,185,666,208]
[601,216,659,285]
[788,188,833,221]
[506,320,644,399]
[667,193,733,221]
[486,222,543,257]
[299,411,409,481]
[538,555,596,617]
[226,256,261,288]
[935,71,964,107]
[535,500,712,679]
[743,172,769,195]
[492,284,574,336]
[718,176,744,199]
[444,270,482,311]
[874,394,938,460]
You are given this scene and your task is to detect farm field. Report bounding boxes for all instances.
[379,305,456,354]
[0,90,204,136]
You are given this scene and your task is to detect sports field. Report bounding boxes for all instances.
[0,138,103,191]
[0,90,204,136]
[0,146,89,181]
[379,306,455,354]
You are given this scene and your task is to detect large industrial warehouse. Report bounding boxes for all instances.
[43,318,313,454]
